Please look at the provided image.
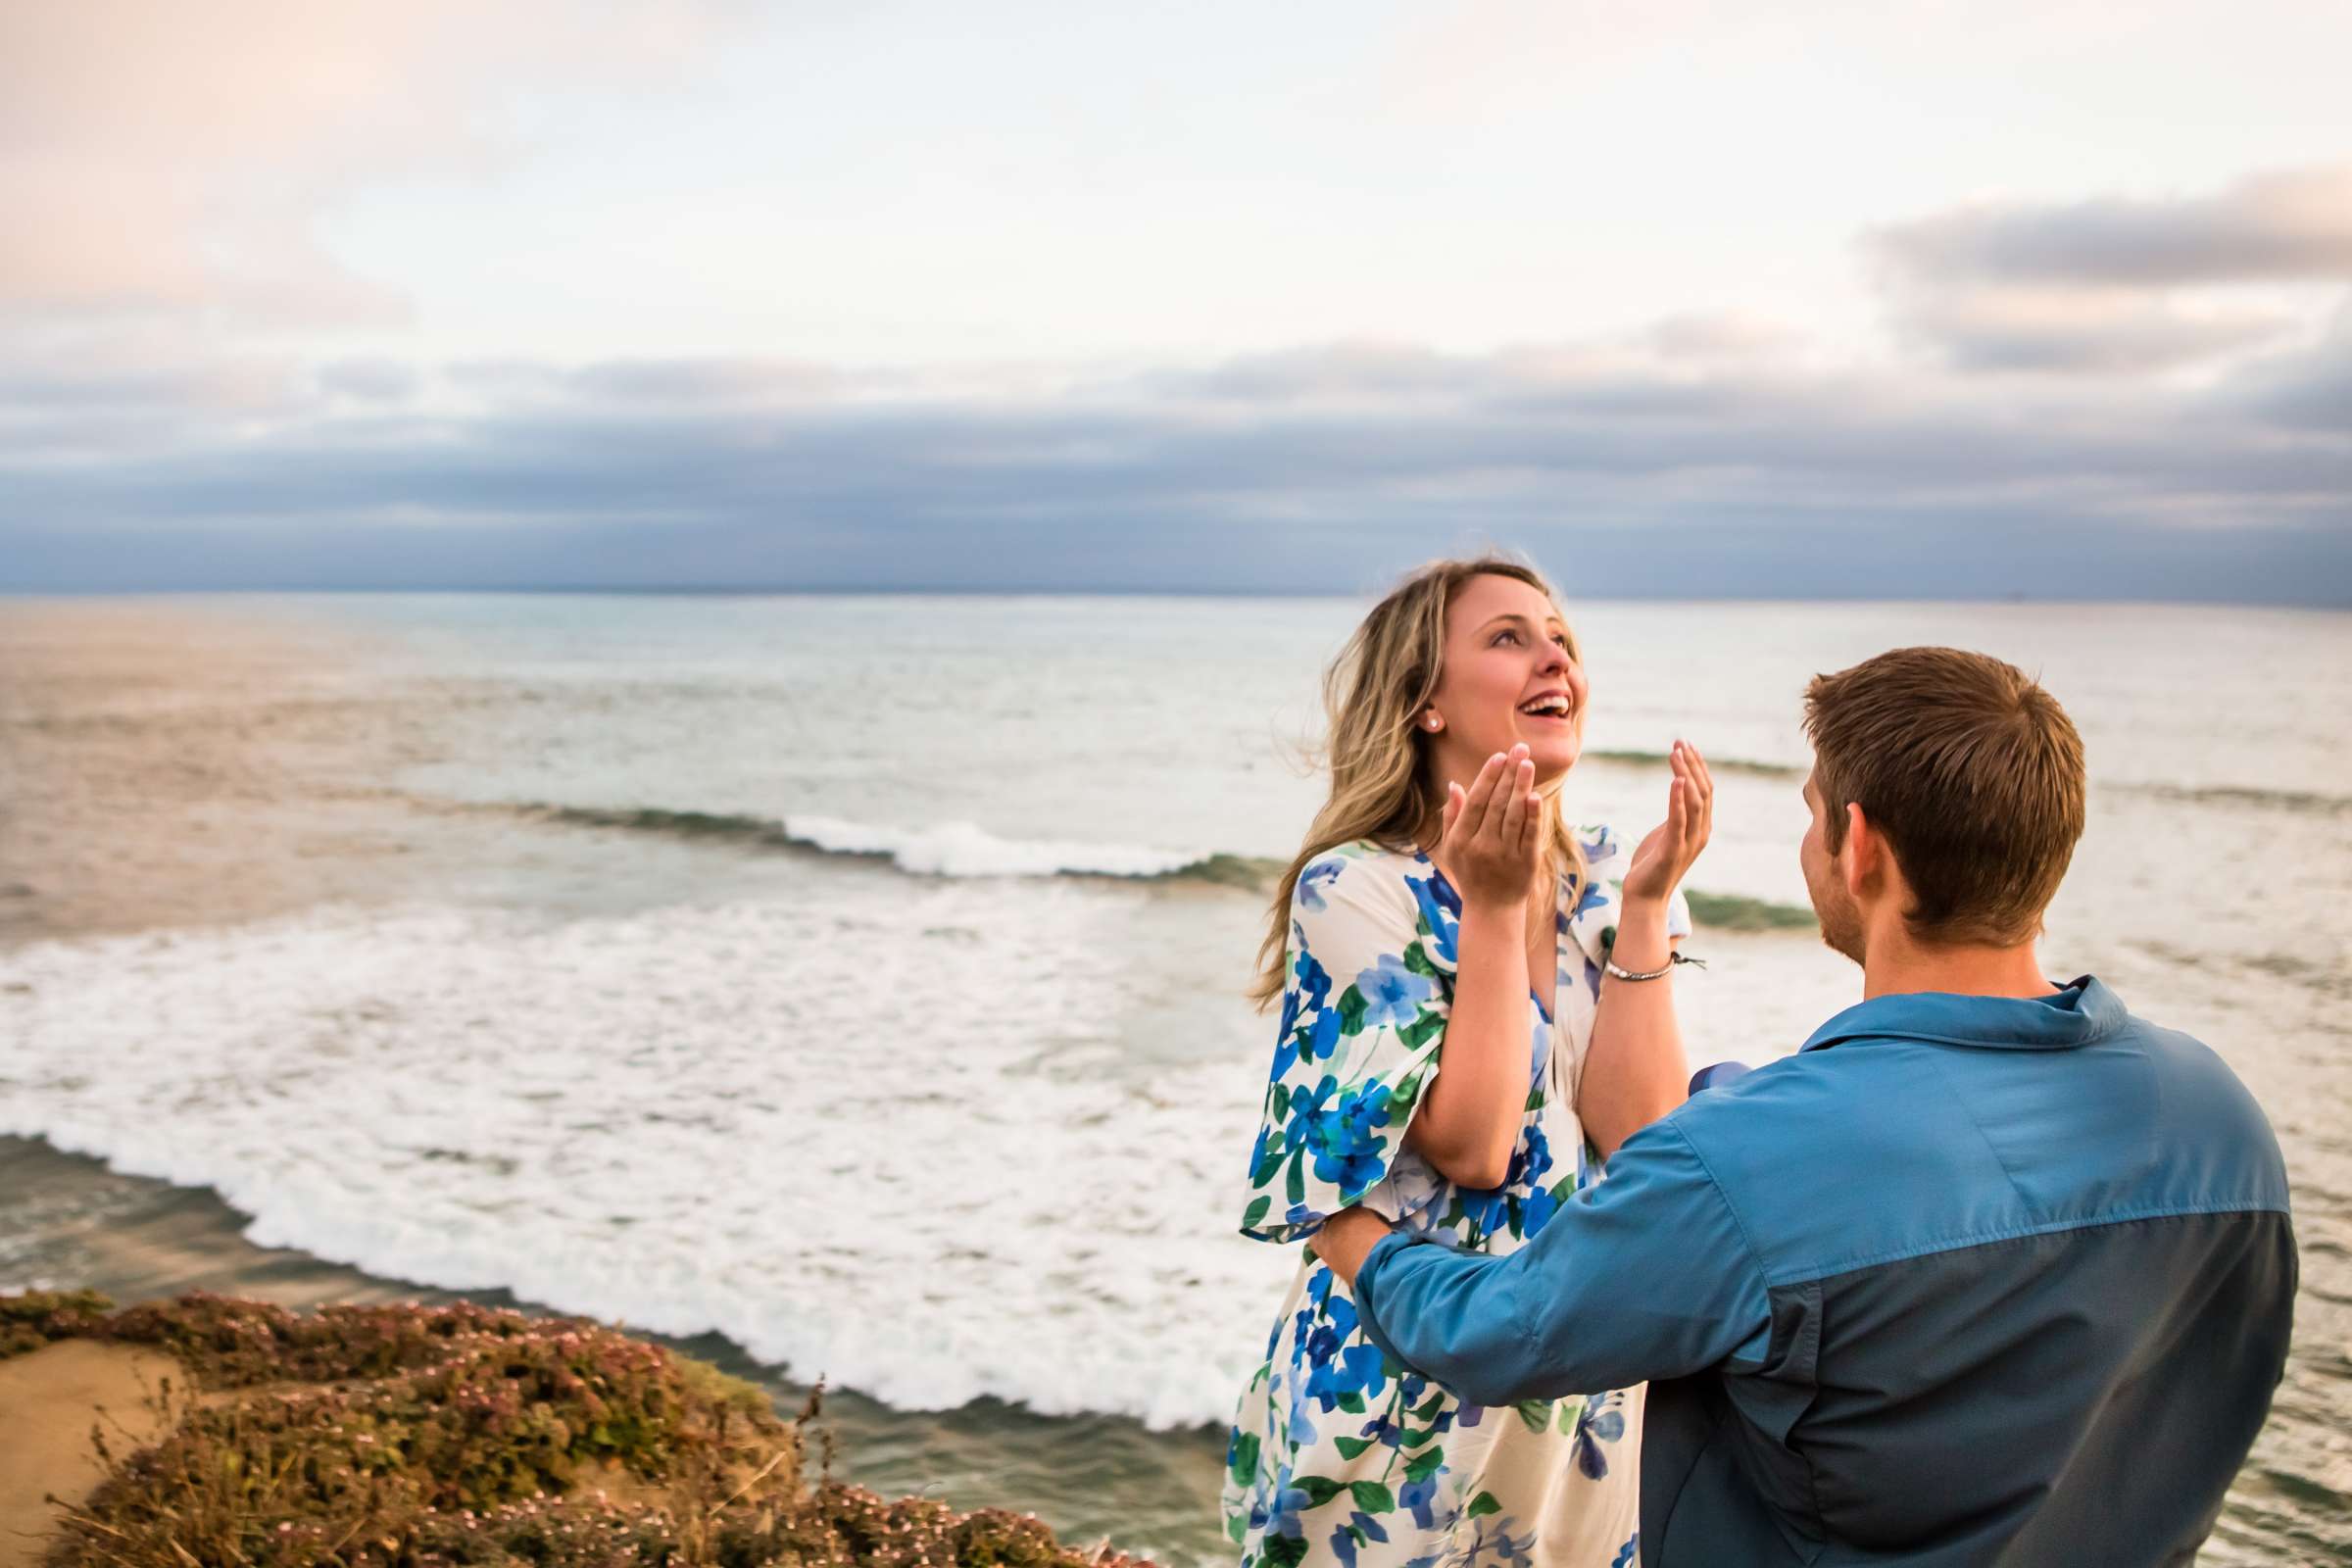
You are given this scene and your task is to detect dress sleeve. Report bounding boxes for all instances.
[1566,822,1693,969]
[1239,848,1459,1244]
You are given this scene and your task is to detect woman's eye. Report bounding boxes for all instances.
[1493,629,1519,645]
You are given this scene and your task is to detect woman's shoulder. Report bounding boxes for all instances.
[1294,839,1438,917]
[1298,837,1424,880]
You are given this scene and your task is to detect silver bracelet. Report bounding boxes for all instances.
[1603,952,1706,983]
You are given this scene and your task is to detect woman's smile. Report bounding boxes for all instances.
[1515,689,1577,725]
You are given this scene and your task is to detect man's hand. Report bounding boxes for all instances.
[1310,1206,1396,1287]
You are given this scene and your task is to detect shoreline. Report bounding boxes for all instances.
[0,1136,1226,1562]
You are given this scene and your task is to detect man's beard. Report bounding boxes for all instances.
[1808,864,1866,965]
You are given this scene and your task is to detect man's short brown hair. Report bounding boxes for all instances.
[1804,647,2085,946]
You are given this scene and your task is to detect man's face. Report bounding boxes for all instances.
[1801,770,1865,964]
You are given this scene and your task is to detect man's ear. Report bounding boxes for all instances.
[1841,802,1877,899]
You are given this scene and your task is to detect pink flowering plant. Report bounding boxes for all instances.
[8,1290,1153,1568]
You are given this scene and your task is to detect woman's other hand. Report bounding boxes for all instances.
[1438,744,1542,911]
[1624,740,1714,908]
[1309,1206,1396,1288]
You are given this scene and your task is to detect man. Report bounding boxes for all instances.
[1311,647,2296,1567]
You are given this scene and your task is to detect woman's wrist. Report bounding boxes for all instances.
[1607,902,1673,968]
[1618,892,1675,925]
[1458,892,1530,921]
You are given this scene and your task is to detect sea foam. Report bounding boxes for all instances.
[501,801,1281,886]
[0,883,1297,1430]
[783,813,1206,878]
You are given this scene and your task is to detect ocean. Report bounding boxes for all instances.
[1,592,2345,1564]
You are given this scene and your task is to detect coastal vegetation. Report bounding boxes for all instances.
[1,1291,1149,1568]
[1681,891,1817,932]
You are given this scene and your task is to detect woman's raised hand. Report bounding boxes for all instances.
[1438,744,1543,910]
[1623,739,1714,908]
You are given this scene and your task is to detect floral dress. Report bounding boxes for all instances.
[1224,827,1690,1568]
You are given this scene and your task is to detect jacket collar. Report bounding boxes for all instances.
[1799,975,2126,1054]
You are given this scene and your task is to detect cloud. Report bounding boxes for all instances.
[2223,303,2352,432]
[1866,166,2352,376]
[1886,287,2299,374]
[315,359,423,405]
[1874,166,2352,289]
[0,0,745,325]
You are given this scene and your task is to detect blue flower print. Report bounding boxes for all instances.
[1298,1076,1398,1195]
[1519,1174,1568,1237]
[1254,1479,1312,1541]
[1445,1518,1536,1568]
[1304,1342,1389,1411]
[1406,869,1461,965]
[1352,1407,1406,1453]
[1293,933,1335,1015]
[1332,1509,1394,1568]
[1357,954,1436,1030]
[1283,1074,1339,1148]
[1573,1390,1629,1479]
[1306,1004,1344,1062]
[1509,1127,1562,1236]
[1399,1466,1456,1531]
[1512,1125,1555,1192]
[1274,1005,1302,1081]
[1458,1123,1556,1238]
[1272,937,1345,1077]
[1303,1277,1360,1365]
[1456,1182,1510,1239]
[1299,858,1345,911]
[1250,1123,1281,1192]
[1285,1390,1320,1446]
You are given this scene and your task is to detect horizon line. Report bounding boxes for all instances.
[3,585,2349,612]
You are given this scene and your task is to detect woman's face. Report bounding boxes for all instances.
[1425,572,1588,788]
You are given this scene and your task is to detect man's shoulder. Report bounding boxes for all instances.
[1658,1052,1937,1280]
[1665,1012,2288,1289]
[2105,1007,2291,1205]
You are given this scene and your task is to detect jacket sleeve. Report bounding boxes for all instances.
[1351,1117,1772,1404]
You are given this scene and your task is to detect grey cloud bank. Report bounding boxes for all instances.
[5,324,2347,603]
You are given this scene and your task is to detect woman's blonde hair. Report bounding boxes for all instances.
[1248,552,1590,1010]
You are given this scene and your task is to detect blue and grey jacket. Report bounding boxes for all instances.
[1353,977,2295,1567]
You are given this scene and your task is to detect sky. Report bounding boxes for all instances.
[3,0,2349,601]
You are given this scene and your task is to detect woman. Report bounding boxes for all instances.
[1223,556,1713,1568]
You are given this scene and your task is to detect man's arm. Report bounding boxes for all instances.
[1319,1119,1772,1406]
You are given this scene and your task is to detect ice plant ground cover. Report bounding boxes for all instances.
[1,1291,1153,1568]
